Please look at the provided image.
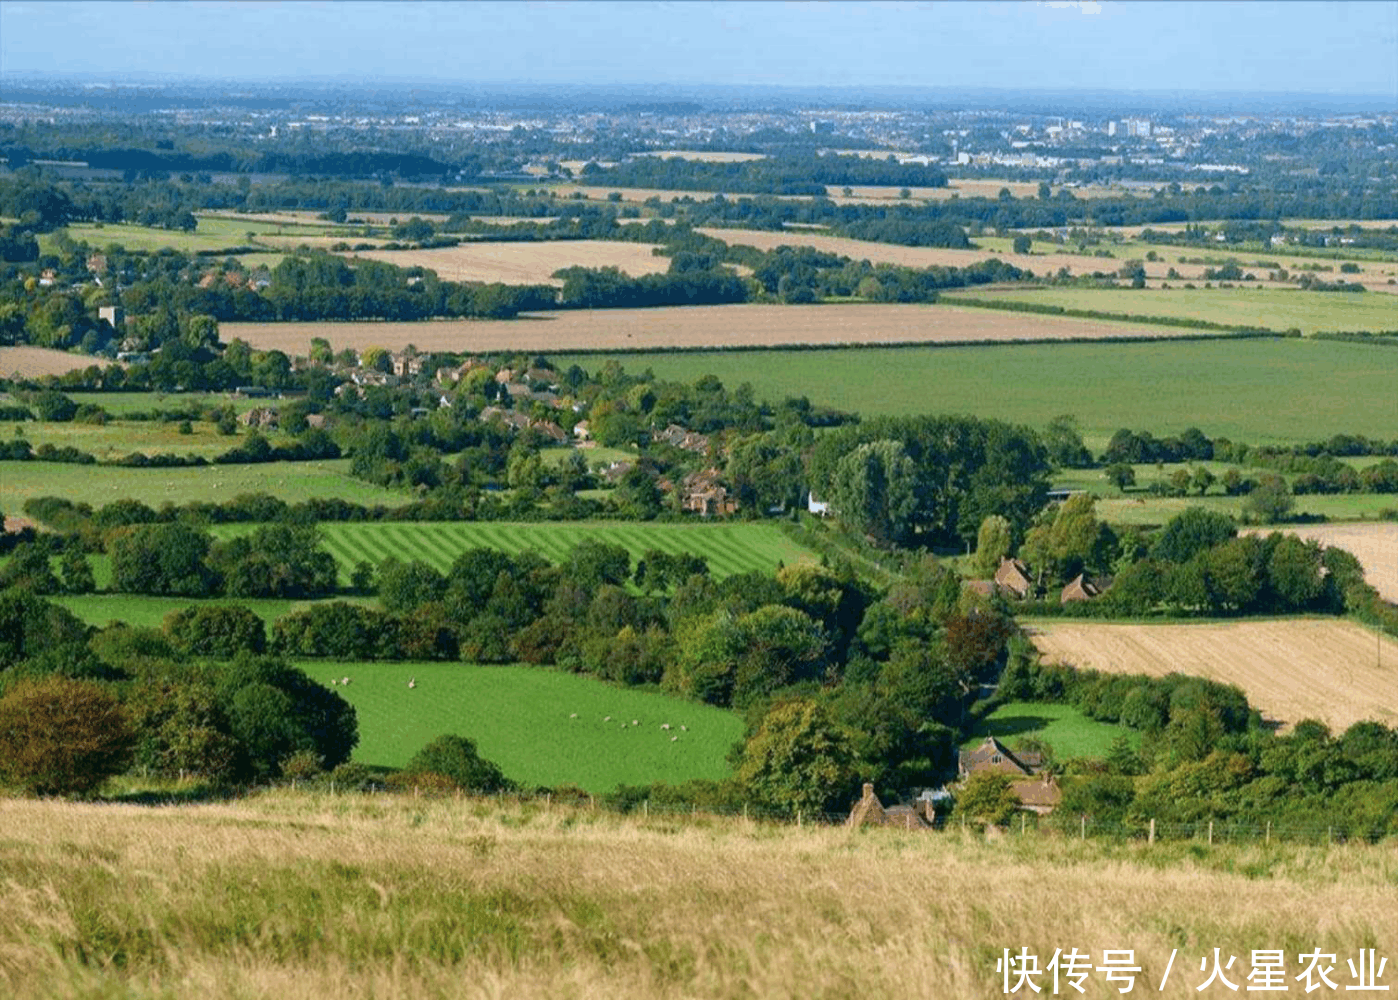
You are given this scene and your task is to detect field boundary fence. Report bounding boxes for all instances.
[118,777,1396,847]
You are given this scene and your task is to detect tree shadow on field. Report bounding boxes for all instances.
[967,714,1052,742]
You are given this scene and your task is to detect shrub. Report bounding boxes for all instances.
[0,676,135,795]
[402,734,512,793]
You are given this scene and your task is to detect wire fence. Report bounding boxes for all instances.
[115,777,1395,847]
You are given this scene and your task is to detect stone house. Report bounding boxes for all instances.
[847,783,935,830]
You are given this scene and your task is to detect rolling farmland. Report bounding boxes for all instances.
[0,458,408,508]
[308,661,743,789]
[0,346,114,379]
[278,521,819,582]
[1028,619,1398,732]
[555,338,1398,445]
[222,302,1198,355]
[346,240,671,285]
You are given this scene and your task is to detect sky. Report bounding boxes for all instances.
[1,0,1395,97]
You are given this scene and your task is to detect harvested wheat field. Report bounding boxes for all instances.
[635,149,768,162]
[697,227,1210,282]
[2,791,1395,1000]
[345,240,670,285]
[0,346,111,379]
[1243,523,1398,602]
[1029,619,1398,732]
[222,303,1192,355]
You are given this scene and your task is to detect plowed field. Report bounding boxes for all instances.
[221,302,1189,354]
[1028,619,1398,732]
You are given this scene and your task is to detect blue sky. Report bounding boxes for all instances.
[1,1,1394,96]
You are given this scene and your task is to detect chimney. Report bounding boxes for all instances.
[862,783,875,799]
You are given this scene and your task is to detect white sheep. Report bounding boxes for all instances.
[670,736,678,742]
[660,723,671,731]
[603,716,612,722]
[632,719,639,726]
[680,725,688,732]
[569,712,578,719]
[407,678,416,689]
[341,676,351,685]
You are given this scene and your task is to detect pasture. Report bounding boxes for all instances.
[0,346,113,379]
[221,302,1199,356]
[56,214,327,255]
[1240,522,1398,603]
[3,795,1395,1000]
[553,338,1398,446]
[945,285,1398,334]
[10,418,284,460]
[52,593,347,629]
[0,458,408,508]
[963,701,1136,760]
[216,520,820,583]
[1027,619,1398,732]
[309,661,743,789]
[345,240,671,286]
[1093,492,1398,529]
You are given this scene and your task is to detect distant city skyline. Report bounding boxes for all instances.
[1,1,1395,98]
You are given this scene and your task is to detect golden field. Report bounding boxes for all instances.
[219,302,1191,355]
[347,240,671,285]
[1028,619,1398,732]
[0,346,113,379]
[1,791,1394,1000]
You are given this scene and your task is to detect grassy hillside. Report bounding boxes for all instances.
[306,661,744,790]
[553,338,1398,447]
[2,792,1393,1000]
[963,701,1138,760]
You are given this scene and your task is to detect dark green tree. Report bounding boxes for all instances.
[0,676,134,795]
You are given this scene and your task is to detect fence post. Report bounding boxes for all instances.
[1021,813,1026,836]
[743,802,748,822]
[1080,815,1086,840]
[1265,821,1270,846]
[545,792,551,811]
[589,794,595,811]
[797,809,803,828]
[1149,818,1155,845]
[1328,825,1332,845]
[643,799,648,818]
[414,784,419,799]
[1208,820,1213,846]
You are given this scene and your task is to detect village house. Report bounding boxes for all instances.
[572,420,591,442]
[847,783,935,830]
[993,557,1035,600]
[1013,774,1063,816]
[238,406,279,430]
[1060,574,1102,604]
[958,736,1043,779]
[679,468,737,517]
[655,423,710,454]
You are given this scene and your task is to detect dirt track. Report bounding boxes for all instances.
[1029,619,1398,732]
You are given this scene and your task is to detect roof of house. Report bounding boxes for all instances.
[994,557,1033,598]
[958,736,1041,777]
[1060,574,1101,603]
[1013,775,1062,810]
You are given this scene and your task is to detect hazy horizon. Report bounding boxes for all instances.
[2,1,1395,100]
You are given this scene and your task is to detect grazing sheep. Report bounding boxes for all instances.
[632,720,639,726]
[660,723,670,731]
[569,713,578,718]
[670,736,678,742]
[604,716,612,722]
[680,725,687,732]
[407,678,416,689]
[329,679,337,686]
[341,676,351,685]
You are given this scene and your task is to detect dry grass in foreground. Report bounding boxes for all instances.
[1029,619,1398,732]
[220,302,1187,355]
[0,346,111,379]
[1,790,1394,1000]
[1242,523,1398,603]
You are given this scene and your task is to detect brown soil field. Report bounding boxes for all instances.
[222,302,1194,355]
[697,227,1208,281]
[344,241,671,285]
[1028,619,1398,732]
[0,346,112,379]
[1242,523,1398,603]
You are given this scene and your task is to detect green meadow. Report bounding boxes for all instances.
[0,458,408,508]
[554,338,1398,447]
[7,419,289,460]
[944,284,1398,334]
[214,520,821,583]
[963,701,1137,760]
[299,660,744,791]
[51,593,365,629]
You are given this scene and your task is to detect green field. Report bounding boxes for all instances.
[63,392,287,416]
[50,214,348,256]
[52,593,363,629]
[8,418,290,460]
[0,458,408,508]
[944,285,1398,334]
[1093,492,1398,527]
[213,520,820,583]
[963,701,1137,760]
[555,338,1398,447]
[300,660,743,791]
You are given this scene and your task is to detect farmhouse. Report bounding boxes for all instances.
[1060,574,1102,604]
[679,469,738,517]
[993,558,1035,600]
[847,783,935,830]
[1012,774,1063,816]
[958,736,1044,779]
